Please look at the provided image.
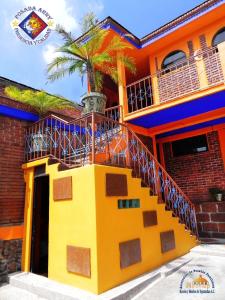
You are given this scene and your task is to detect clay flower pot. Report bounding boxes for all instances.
[81,92,107,115]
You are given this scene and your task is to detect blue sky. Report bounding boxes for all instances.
[0,0,205,104]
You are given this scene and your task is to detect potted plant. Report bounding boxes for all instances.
[5,86,76,151]
[209,187,223,202]
[47,13,136,115]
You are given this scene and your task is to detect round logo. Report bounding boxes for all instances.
[180,269,215,294]
[11,7,55,45]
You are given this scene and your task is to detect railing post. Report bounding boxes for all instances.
[151,73,160,105]
[119,105,123,123]
[195,52,208,89]
[92,112,95,164]
[217,41,225,80]
[117,54,128,116]
[125,127,131,168]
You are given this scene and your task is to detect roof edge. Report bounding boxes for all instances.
[76,0,224,49]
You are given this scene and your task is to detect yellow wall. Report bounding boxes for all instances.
[22,159,99,294]
[22,159,197,294]
[94,165,197,293]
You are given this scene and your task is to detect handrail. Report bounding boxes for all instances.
[104,105,121,112]
[25,112,198,237]
[105,105,123,122]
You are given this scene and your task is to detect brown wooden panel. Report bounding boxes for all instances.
[53,176,72,201]
[160,230,175,253]
[67,245,91,277]
[106,173,128,196]
[119,238,141,269]
[143,211,158,227]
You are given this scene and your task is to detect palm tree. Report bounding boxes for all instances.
[5,86,77,117]
[47,13,136,112]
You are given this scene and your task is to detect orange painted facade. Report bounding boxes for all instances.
[100,3,225,137]
[98,1,225,217]
[0,225,24,240]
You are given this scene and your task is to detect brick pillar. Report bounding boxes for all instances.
[195,202,225,239]
[199,34,208,50]
[187,40,194,56]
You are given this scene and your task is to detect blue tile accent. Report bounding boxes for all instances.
[128,90,225,129]
[0,104,39,121]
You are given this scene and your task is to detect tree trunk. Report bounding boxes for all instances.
[87,63,95,92]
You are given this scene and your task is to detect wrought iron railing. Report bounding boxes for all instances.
[126,46,224,113]
[126,75,153,113]
[105,105,122,122]
[25,113,198,237]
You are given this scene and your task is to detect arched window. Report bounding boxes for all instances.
[162,50,186,70]
[212,27,225,47]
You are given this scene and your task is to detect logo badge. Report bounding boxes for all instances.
[180,270,215,294]
[11,7,55,45]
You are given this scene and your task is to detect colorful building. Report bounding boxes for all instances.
[1,0,225,295]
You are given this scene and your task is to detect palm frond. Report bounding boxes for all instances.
[47,13,136,92]
[104,36,133,54]
[56,45,86,61]
[55,24,74,45]
[85,29,110,56]
[47,56,78,72]
[98,65,118,84]
[91,52,113,65]
[5,86,76,116]
[117,55,136,74]
[48,58,86,82]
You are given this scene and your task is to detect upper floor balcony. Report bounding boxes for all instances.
[122,42,225,120]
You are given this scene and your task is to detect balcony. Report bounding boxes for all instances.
[126,45,225,115]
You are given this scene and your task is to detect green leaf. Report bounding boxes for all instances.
[5,86,77,116]
[47,13,136,92]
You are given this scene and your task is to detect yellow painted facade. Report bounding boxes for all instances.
[22,158,197,294]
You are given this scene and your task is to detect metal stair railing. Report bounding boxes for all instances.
[25,112,198,237]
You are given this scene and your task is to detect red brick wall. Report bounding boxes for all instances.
[0,115,28,225]
[164,131,225,203]
[196,202,225,238]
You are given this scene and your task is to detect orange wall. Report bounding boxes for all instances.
[119,5,225,128]
[124,4,225,83]
[149,16,225,74]
[0,225,24,240]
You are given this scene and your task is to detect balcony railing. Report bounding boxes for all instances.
[126,76,153,113]
[105,105,122,122]
[126,46,224,113]
[25,113,198,237]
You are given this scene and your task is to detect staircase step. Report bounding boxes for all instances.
[0,284,47,300]
[7,252,194,300]
[9,272,95,300]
